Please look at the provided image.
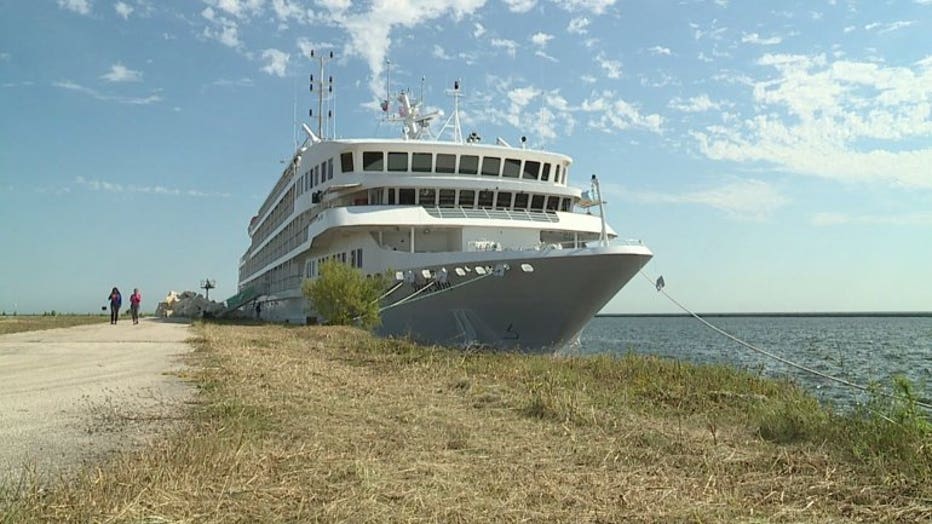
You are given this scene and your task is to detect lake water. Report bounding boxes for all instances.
[575,316,932,410]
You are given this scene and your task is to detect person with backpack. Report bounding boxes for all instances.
[107,287,122,324]
[129,288,142,324]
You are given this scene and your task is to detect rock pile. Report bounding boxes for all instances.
[155,290,225,318]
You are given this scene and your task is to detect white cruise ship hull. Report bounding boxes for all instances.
[251,244,651,353]
[377,245,651,352]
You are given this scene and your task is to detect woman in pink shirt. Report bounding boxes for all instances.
[130,288,142,325]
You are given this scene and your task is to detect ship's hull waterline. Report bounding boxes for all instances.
[254,245,652,353]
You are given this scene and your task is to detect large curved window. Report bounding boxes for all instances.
[387,152,408,172]
[363,152,384,171]
[459,155,479,175]
[481,157,501,176]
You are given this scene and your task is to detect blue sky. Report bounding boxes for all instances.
[1,0,931,315]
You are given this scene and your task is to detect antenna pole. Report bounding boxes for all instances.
[592,174,608,247]
[309,50,334,139]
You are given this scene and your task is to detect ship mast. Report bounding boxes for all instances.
[308,50,334,140]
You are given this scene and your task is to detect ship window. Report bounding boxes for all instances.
[388,152,408,172]
[436,153,456,173]
[387,188,396,205]
[477,190,494,208]
[561,198,571,211]
[327,158,334,180]
[531,194,545,210]
[320,162,327,183]
[418,188,436,206]
[313,166,319,186]
[481,156,501,176]
[412,153,432,172]
[363,151,384,171]
[502,158,521,178]
[399,188,415,205]
[541,163,551,181]
[546,196,559,210]
[341,152,354,173]
[459,155,479,175]
[522,160,540,180]
[458,189,475,207]
[496,191,512,209]
[439,189,455,207]
[305,173,310,191]
[514,193,529,209]
[554,164,561,184]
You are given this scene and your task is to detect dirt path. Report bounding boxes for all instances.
[0,318,194,484]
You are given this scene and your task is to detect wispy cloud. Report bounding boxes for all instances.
[503,0,535,13]
[741,32,782,45]
[208,77,254,89]
[567,16,590,34]
[491,38,518,58]
[608,179,788,221]
[530,32,554,48]
[647,45,671,56]
[260,48,289,77]
[812,211,932,226]
[864,20,916,34]
[581,90,662,134]
[53,80,162,105]
[201,6,242,49]
[57,0,90,15]
[74,176,230,197]
[669,94,721,112]
[691,53,932,189]
[101,63,142,83]
[473,22,486,38]
[557,0,617,15]
[595,52,622,79]
[114,1,133,19]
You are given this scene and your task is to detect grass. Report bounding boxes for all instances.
[0,315,107,335]
[2,323,929,522]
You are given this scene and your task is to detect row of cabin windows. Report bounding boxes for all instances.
[376,187,572,212]
[341,151,566,184]
[305,248,363,278]
[296,158,334,197]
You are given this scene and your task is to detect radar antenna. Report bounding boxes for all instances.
[437,79,464,143]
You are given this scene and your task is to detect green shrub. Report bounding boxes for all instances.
[301,260,386,329]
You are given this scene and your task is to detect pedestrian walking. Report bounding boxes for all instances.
[107,287,122,324]
[130,288,142,325]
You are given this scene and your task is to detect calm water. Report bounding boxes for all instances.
[576,316,932,410]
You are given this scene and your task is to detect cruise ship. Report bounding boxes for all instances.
[234,55,653,352]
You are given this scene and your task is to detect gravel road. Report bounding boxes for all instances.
[0,318,194,484]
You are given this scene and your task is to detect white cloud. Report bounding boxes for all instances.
[201,6,242,48]
[54,80,161,104]
[843,25,856,33]
[812,211,932,226]
[432,44,451,60]
[491,38,518,58]
[864,20,915,34]
[741,32,782,45]
[207,0,264,19]
[75,176,230,197]
[648,45,671,56]
[581,90,663,133]
[0,52,10,61]
[58,0,91,15]
[101,63,142,82]
[554,0,616,15]
[567,17,590,34]
[209,77,254,89]
[691,53,932,188]
[530,32,553,47]
[271,0,308,23]
[260,49,289,77]
[296,38,334,60]
[473,22,486,38]
[669,94,720,112]
[595,52,622,79]
[609,179,787,221]
[503,0,536,13]
[323,0,486,97]
[114,1,133,19]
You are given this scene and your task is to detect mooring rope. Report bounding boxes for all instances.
[378,271,495,313]
[638,271,932,412]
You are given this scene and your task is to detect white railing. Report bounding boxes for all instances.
[423,206,560,223]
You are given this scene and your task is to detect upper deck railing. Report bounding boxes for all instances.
[423,206,560,223]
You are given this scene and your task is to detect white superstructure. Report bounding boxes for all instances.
[236,56,652,352]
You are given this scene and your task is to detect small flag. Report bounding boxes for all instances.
[380,100,389,112]
[655,276,665,291]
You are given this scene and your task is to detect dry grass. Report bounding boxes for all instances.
[2,323,929,522]
[0,315,106,335]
